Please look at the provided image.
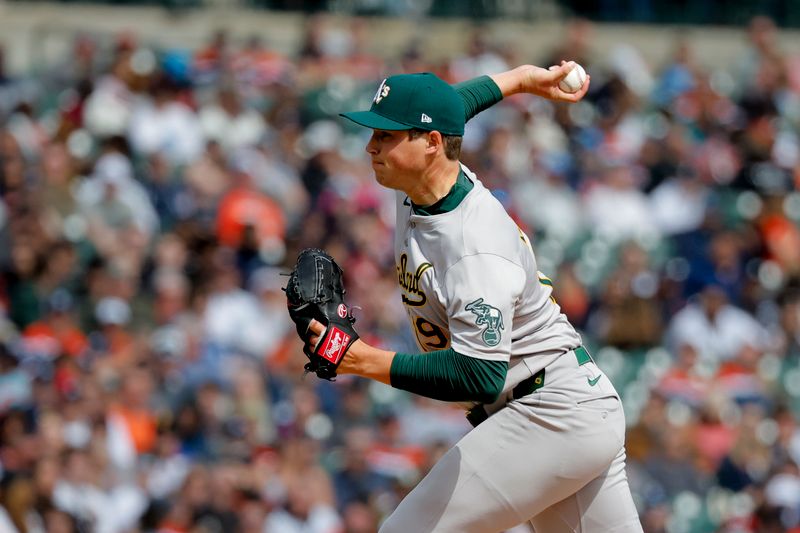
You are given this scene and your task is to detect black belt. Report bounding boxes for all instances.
[466,346,593,427]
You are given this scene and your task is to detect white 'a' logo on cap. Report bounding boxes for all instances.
[421,113,432,123]
[373,79,390,104]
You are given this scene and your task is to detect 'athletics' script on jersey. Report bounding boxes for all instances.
[466,298,504,346]
[397,253,433,306]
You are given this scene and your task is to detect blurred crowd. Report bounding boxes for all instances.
[0,12,799,533]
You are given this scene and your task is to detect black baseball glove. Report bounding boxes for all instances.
[284,248,358,380]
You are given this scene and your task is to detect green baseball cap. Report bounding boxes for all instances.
[341,73,465,136]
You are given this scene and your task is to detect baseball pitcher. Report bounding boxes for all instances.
[286,63,643,532]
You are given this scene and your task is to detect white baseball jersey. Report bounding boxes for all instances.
[394,165,582,393]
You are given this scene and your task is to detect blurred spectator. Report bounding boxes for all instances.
[715,343,771,406]
[341,500,380,533]
[733,94,794,194]
[584,162,659,242]
[20,289,88,362]
[736,16,784,97]
[215,171,286,264]
[764,462,800,514]
[193,29,230,87]
[107,367,158,468]
[127,75,204,165]
[331,426,393,511]
[546,18,595,70]
[649,166,709,236]
[51,447,148,533]
[140,153,191,231]
[248,266,294,362]
[82,49,137,138]
[651,37,698,108]
[76,136,159,278]
[0,472,44,533]
[511,154,584,246]
[6,240,43,330]
[643,425,712,498]
[449,28,509,82]
[668,283,770,363]
[231,144,309,232]
[592,241,663,348]
[0,346,32,415]
[759,194,800,277]
[657,343,709,407]
[183,139,231,225]
[716,404,773,492]
[92,296,136,363]
[264,475,343,533]
[201,249,276,361]
[232,35,293,92]
[41,507,79,533]
[199,87,268,151]
[6,103,48,162]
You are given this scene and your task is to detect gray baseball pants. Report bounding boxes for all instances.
[379,349,643,533]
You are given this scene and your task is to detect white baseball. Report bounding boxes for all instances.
[558,63,587,93]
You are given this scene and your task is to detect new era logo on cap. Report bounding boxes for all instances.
[421,113,432,123]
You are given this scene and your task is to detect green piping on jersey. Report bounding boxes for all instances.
[390,348,507,404]
[411,170,474,216]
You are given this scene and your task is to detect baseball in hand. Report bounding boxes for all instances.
[558,63,587,93]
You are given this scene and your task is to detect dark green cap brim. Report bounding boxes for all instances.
[340,110,414,131]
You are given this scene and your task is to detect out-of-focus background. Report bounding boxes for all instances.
[0,1,798,532]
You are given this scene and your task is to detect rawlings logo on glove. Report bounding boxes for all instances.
[284,248,358,380]
[320,327,351,364]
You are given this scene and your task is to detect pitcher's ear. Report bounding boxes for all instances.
[426,130,443,154]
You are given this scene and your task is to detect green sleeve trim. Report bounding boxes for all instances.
[454,75,504,123]
[390,348,507,403]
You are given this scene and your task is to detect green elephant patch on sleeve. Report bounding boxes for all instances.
[465,298,504,347]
